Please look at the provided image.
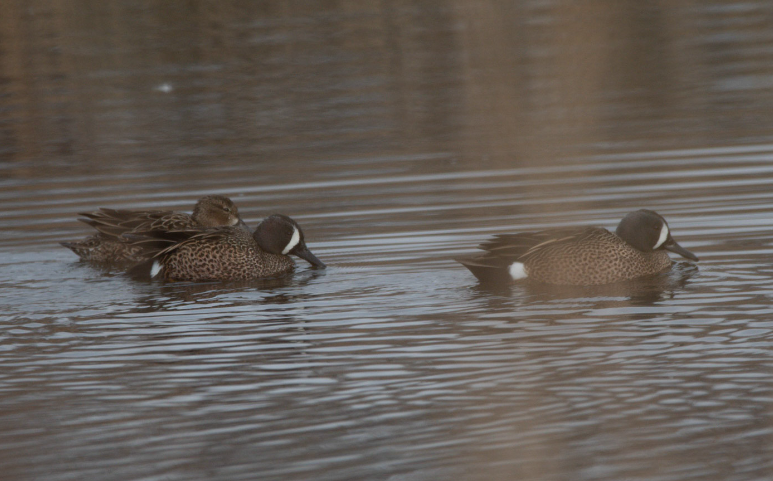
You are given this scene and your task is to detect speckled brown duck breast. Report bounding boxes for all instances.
[140,214,325,282]
[61,195,246,266]
[458,210,699,286]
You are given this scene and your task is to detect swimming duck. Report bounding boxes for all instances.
[135,214,325,281]
[458,209,699,286]
[61,195,247,266]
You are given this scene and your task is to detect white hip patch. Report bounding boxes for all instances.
[654,224,669,249]
[282,227,300,255]
[509,262,528,280]
[150,261,163,278]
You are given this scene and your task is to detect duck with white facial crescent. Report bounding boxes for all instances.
[458,209,699,286]
[133,214,325,282]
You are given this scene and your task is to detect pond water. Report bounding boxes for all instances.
[3,2,773,480]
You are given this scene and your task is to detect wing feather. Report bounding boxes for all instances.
[478,227,601,262]
[77,209,196,239]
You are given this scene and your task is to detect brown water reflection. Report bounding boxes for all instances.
[3,2,773,481]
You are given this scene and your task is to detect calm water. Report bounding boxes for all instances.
[3,2,773,480]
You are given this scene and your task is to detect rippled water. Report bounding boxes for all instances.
[3,2,773,480]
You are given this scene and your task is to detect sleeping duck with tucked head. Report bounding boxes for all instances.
[61,195,247,266]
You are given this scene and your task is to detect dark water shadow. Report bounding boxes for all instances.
[126,268,328,312]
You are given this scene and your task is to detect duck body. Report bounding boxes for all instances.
[135,214,325,282]
[153,227,296,281]
[61,195,246,266]
[458,210,699,286]
[62,231,148,266]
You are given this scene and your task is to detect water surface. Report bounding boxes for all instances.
[3,2,773,480]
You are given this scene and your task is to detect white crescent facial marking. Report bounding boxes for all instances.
[150,261,163,278]
[654,224,669,249]
[509,262,528,280]
[282,227,300,255]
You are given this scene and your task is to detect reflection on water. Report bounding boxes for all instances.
[3,1,773,481]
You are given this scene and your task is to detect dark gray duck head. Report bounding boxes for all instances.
[253,214,326,268]
[615,209,699,261]
[192,195,249,230]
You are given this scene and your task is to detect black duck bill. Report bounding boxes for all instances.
[291,242,326,268]
[236,218,250,231]
[663,237,699,262]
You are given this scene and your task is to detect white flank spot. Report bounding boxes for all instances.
[654,224,669,249]
[154,83,173,93]
[150,261,163,278]
[282,227,300,255]
[509,262,528,280]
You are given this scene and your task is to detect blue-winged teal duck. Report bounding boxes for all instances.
[458,209,699,286]
[61,195,247,266]
[133,214,325,281]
